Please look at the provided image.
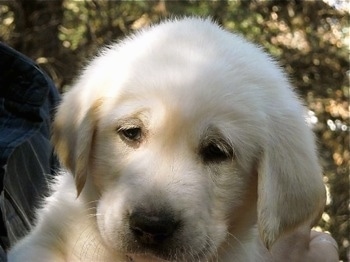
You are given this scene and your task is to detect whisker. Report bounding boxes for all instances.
[223,231,251,259]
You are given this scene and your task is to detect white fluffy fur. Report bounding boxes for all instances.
[8,17,325,262]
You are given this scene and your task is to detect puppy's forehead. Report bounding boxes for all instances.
[105,78,234,129]
[95,19,286,119]
[100,56,262,135]
[96,18,286,133]
[103,56,238,124]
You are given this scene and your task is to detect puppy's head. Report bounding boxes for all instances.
[53,17,325,259]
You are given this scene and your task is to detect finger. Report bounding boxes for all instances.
[269,224,310,261]
[307,231,339,262]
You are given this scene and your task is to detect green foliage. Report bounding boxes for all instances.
[0,0,348,260]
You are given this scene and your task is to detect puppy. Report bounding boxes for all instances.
[8,17,325,262]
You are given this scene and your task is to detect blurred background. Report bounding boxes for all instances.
[0,0,348,260]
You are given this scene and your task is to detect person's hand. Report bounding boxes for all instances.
[269,225,339,262]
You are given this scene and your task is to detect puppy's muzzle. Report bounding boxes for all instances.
[129,208,181,245]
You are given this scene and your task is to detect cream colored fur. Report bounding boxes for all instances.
[8,17,325,262]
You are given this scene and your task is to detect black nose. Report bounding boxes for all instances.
[129,209,180,245]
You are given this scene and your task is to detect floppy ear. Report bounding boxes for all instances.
[52,88,102,196]
[257,106,326,249]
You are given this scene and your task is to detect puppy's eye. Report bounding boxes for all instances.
[119,127,142,141]
[200,142,233,163]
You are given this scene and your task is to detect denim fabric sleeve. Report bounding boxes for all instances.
[1,133,53,244]
[0,42,61,258]
[0,42,61,184]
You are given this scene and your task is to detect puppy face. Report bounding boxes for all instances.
[91,69,263,260]
[53,18,325,260]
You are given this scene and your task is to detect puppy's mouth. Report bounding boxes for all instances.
[126,253,170,262]
[122,234,211,262]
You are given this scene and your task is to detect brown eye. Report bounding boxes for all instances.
[120,127,142,141]
[200,141,233,163]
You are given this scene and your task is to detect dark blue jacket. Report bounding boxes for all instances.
[0,42,61,184]
[0,43,61,254]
